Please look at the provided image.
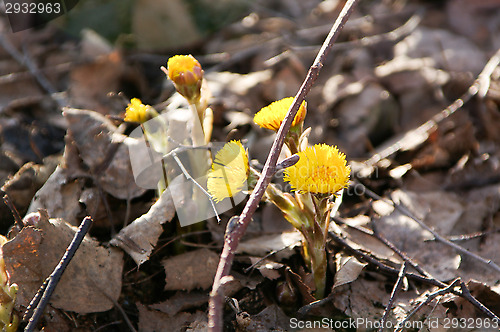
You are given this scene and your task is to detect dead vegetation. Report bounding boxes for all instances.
[1,0,500,331]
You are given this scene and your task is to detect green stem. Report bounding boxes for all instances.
[308,241,327,299]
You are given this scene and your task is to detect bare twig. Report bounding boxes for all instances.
[3,194,24,231]
[378,262,407,332]
[395,278,461,332]
[208,1,360,330]
[395,279,500,331]
[365,47,500,167]
[23,216,93,332]
[297,231,443,317]
[459,281,500,322]
[358,182,500,274]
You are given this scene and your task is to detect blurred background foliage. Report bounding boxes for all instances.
[54,0,250,49]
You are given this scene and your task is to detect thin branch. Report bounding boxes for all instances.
[395,278,461,332]
[297,231,443,317]
[23,216,93,332]
[328,231,445,288]
[378,262,407,332]
[358,182,500,274]
[459,281,500,322]
[395,279,500,331]
[208,1,360,330]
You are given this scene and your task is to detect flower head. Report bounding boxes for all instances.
[254,97,307,131]
[284,144,350,194]
[124,98,154,123]
[207,140,249,202]
[165,55,203,103]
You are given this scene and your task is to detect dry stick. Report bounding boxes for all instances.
[358,182,500,274]
[333,204,499,323]
[395,278,500,331]
[459,281,500,322]
[298,231,444,317]
[364,47,500,167]
[395,278,462,332]
[378,262,408,332]
[329,230,500,325]
[3,194,24,231]
[24,216,93,332]
[207,1,360,330]
[328,231,444,288]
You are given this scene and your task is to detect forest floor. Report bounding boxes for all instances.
[1,0,500,331]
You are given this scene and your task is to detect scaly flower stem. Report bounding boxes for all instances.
[208,1,360,330]
[309,241,327,298]
[189,103,206,147]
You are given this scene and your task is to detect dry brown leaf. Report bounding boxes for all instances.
[333,278,388,323]
[110,190,175,265]
[63,107,146,200]
[163,248,219,291]
[3,210,123,313]
[332,254,367,290]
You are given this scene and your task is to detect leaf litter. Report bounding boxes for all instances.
[0,0,500,330]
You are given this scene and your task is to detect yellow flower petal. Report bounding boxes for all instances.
[124,98,150,123]
[207,140,249,202]
[254,97,307,131]
[166,55,203,102]
[284,144,350,194]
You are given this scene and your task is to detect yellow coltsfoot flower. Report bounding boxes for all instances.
[207,141,249,203]
[164,55,204,103]
[254,97,307,131]
[124,98,157,123]
[284,144,350,194]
